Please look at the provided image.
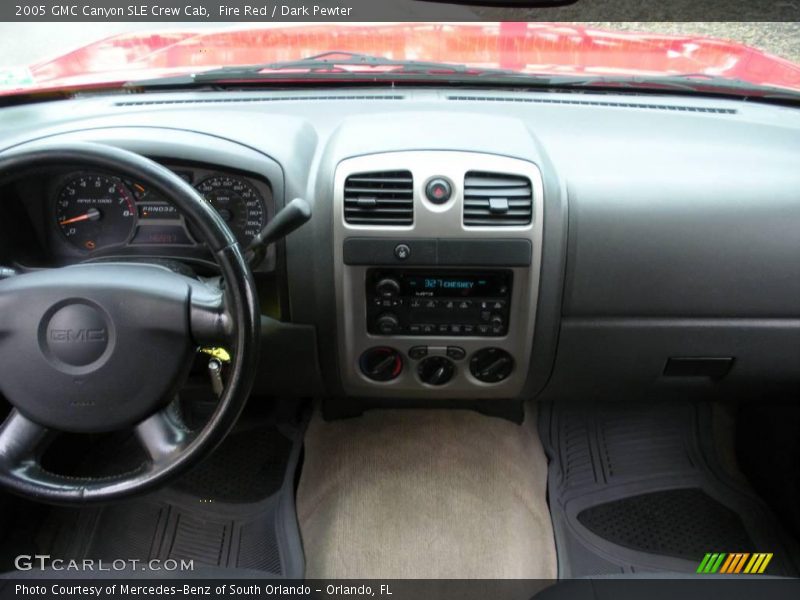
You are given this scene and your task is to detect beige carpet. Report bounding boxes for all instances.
[296,407,557,579]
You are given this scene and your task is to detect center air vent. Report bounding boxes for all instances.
[344,171,413,225]
[463,172,533,226]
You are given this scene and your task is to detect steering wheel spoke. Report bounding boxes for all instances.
[190,280,234,346]
[0,410,53,469]
[135,404,194,465]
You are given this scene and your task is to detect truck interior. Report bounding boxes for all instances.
[0,19,798,598]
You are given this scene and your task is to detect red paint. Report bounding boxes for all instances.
[5,23,800,96]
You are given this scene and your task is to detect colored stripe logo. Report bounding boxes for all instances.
[697,552,773,574]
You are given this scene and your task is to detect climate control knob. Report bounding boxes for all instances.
[360,347,403,382]
[417,356,455,386]
[470,348,514,383]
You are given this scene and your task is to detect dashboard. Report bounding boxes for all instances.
[1,88,799,417]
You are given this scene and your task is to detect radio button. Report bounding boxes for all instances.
[450,324,462,335]
[458,300,472,310]
[490,315,505,334]
[421,324,435,334]
[462,324,476,335]
[408,324,422,334]
[437,324,450,334]
[477,324,490,335]
[394,243,411,260]
[424,299,438,309]
[446,346,466,360]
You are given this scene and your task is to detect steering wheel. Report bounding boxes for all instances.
[0,143,260,503]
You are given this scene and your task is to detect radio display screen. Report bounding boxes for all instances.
[403,273,510,298]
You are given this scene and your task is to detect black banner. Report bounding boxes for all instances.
[2,578,800,600]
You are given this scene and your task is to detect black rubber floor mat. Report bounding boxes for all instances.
[540,401,799,577]
[32,421,304,578]
[174,424,293,502]
[577,488,754,560]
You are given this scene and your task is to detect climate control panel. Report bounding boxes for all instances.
[359,345,514,386]
[366,269,512,337]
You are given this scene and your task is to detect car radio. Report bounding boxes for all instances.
[366,269,512,336]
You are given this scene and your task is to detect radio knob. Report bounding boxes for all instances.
[375,313,401,335]
[489,314,505,333]
[375,277,401,298]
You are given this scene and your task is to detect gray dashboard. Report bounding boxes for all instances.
[1,88,799,412]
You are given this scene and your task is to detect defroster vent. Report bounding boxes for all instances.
[344,171,413,225]
[463,171,533,226]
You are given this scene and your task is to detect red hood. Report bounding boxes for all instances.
[6,22,800,96]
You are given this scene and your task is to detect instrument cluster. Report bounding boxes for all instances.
[52,166,271,259]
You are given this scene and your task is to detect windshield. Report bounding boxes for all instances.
[1,21,799,95]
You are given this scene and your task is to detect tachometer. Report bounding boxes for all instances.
[56,173,136,251]
[195,175,266,247]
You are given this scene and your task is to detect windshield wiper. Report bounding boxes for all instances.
[126,52,800,103]
[128,51,521,87]
[549,73,800,101]
[205,51,518,76]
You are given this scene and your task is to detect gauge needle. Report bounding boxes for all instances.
[59,207,101,226]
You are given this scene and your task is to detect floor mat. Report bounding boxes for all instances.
[576,488,754,560]
[33,421,305,578]
[296,408,557,579]
[540,400,799,577]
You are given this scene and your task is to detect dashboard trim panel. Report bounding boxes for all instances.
[333,151,545,399]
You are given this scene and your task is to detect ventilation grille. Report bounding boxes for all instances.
[463,171,532,226]
[114,94,404,107]
[344,171,413,226]
[447,95,737,114]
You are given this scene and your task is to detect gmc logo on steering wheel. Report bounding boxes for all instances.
[49,328,107,343]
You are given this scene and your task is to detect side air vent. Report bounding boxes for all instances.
[463,172,533,226]
[344,171,414,226]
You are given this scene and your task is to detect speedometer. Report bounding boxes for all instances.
[56,173,136,251]
[195,176,266,247]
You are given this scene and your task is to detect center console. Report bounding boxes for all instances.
[333,151,544,399]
